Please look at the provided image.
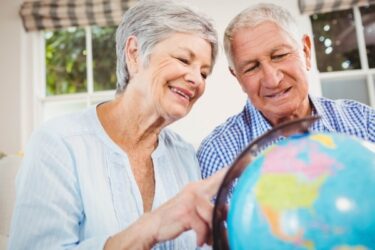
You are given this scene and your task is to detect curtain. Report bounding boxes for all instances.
[299,0,375,15]
[19,0,137,32]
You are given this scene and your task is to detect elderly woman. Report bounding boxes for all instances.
[8,1,222,249]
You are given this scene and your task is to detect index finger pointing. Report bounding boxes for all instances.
[201,167,229,197]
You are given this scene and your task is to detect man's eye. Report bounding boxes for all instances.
[244,64,258,73]
[272,53,288,61]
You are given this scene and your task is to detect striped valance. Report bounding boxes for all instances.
[19,0,137,32]
[299,0,375,15]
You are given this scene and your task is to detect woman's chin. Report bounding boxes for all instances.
[166,109,190,122]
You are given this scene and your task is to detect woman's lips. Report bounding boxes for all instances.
[169,86,194,101]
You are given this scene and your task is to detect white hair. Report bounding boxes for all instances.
[224,3,301,68]
[115,0,218,94]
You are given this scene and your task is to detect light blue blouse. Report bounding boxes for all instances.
[9,106,201,250]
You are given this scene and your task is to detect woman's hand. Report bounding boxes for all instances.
[150,167,227,246]
[104,168,227,250]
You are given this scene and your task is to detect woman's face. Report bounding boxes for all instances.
[133,33,212,123]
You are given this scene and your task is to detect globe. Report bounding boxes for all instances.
[227,132,375,250]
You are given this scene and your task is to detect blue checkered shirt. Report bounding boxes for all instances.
[197,96,375,178]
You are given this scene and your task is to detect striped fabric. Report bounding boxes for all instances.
[299,0,375,15]
[19,0,137,32]
[197,96,375,179]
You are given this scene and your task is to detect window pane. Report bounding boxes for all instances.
[321,77,370,105]
[90,96,113,106]
[311,9,360,72]
[360,5,375,68]
[92,26,117,91]
[43,100,87,121]
[45,27,87,96]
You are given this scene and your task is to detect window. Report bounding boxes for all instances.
[38,25,117,123]
[310,5,375,108]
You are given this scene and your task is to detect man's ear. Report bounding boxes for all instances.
[229,66,247,93]
[302,34,312,70]
[125,36,140,76]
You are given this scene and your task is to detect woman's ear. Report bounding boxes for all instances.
[229,66,237,78]
[125,36,140,76]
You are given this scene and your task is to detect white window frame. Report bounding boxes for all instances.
[317,6,375,108]
[33,26,116,127]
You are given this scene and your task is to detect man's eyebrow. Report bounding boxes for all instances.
[236,44,296,69]
[270,44,294,53]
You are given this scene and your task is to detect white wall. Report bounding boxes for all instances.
[0,0,320,153]
[0,0,24,154]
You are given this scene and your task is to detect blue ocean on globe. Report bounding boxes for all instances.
[228,132,375,250]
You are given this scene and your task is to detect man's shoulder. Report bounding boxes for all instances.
[199,110,249,150]
[197,104,258,175]
[315,96,374,117]
[313,96,375,141]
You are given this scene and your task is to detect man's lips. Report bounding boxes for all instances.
[264,86,292,98]
[169,86,194,101]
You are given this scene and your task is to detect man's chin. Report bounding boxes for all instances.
[261,108,301,125]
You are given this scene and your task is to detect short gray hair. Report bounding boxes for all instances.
[224,3,301,68]
[115,0,218,94]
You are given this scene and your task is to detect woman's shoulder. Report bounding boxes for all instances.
[159,129,194,150]
[38,107,98,139]
[24,107,99,154]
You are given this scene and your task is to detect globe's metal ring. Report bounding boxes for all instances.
[212,115,321,250]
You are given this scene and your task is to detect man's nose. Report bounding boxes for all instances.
[260,63,283,88]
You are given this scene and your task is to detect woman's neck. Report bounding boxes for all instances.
[97,92,167,152]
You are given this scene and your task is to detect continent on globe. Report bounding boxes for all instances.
[227,132,375,250]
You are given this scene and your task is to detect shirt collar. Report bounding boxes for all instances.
[244,100,273,138]
[245,96,335,136]
[309,95,336,132]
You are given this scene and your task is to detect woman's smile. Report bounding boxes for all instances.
[169,85,194,102]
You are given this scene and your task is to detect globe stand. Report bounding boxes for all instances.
[212,115,321,250]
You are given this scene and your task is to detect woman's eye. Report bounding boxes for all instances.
[177,57,189,64]
[201,72,208,80]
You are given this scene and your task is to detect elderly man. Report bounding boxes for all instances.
[197,3,375,179]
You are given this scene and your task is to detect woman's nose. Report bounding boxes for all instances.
[185,67,204,86]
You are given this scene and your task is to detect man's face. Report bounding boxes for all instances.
[229,21,312,125]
